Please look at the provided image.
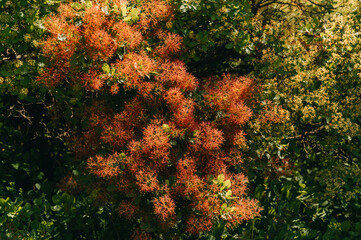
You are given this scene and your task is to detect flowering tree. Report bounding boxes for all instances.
[39,0,262,237]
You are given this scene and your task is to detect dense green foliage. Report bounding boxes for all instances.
[172,0,253,76]
[1,186,132,239]
[1,0,360,239]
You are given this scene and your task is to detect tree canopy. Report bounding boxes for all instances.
[0,0,360,239]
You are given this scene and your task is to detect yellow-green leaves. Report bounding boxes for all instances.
[124,8,140,24]
[102,63,110,74]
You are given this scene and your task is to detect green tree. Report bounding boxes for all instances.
[239,0,361,238]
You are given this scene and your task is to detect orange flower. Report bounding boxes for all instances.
[101,114,133,149]
[82,69,105,91]
[164,88,185,110]
[83,29,117,61]
[187,215,213,234]
[157,60,198,91]
[155,33,183,58]
[225,198,262,228]
[233,130,247,149]
[57,174,79,194]
[114,52,157,91]
[142,123,171,169]
[83,5,106,29]
[57,4,77,19]
[230,173,248,197]
[137,0,174,30]
[164,88,196,128]
[153,195,176,221]
[203,74,254,126]
[226,103,253,126]
[131,228,152,240]
[176,158,204,196]
[135,169,160,192]
[112,21,143,49]
[173,100,196,129]
[87,153,120,178]
[39,0,262,235]
[110,84,119,94]
[259,100,288,123]
[193,122,224,153]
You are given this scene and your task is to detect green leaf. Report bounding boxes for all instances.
[102,63,110,74]
[128,8,140,22]
[50,205,61,211]
[341,221,351,232]
[121,3,127,16]
[223,180,231,189]
[225,190,232,198]
[0,70,10,77]
[217,174,225,184]
[356,222,361,231]
[11,163,20,170]
[321,200,329,207]
[225,42,233,49]
[207,235,216,240]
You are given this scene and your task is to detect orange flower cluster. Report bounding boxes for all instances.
[153,194,176,221]
[118,200,139,220]
[137,0,174,31]
[164,88,196,129]
[114,52,158,94]
[57,174,80,194]
[37,67,65,87]
[39,0,262,237]
[157,60,198,91]
[193,122,224,152]
[175,159,260,233]
[202,74,255,149]
[203,74,253,125]
[87,154,120,178]
[155,33,183,58]
[81,69,107,90]
[131,228,152,240]
[259,100,289,124]
[112,21,143,49]
[41,12,80,67]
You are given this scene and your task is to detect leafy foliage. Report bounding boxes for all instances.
[0,0,66,197]
[172,0,253,76]
[236,0,361,239]
[1,0,361,239]
[0,186,131,239]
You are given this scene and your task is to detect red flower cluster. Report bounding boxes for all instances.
[39,0,262,237]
